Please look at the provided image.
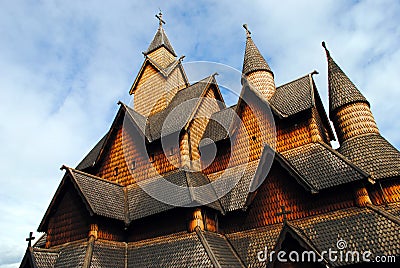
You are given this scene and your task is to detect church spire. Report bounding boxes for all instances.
[242,24,276,100]
[322,42,379,143]
[322,41,369,115]
[242,24,272,76]
[144,11,177,57]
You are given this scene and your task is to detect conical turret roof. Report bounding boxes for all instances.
[242,25,272,76]
[322,42,369,115]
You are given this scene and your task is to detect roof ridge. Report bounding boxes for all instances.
[82,236,95,268]
[195,227,222,268]
[284,223,330,265]
[275,71,317,90]
[317,141,371,179]
[366,204,400,225]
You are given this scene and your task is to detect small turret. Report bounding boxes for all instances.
[322,41,379,144]
[130,12,188,116]
[242,24,276,100]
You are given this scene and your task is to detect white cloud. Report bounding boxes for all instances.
[1,0,399,265]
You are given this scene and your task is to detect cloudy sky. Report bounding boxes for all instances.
[1,0,399,266]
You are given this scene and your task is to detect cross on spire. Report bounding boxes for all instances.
[276,205,292,223]
[155,11,165,27]
[26,232,35,247]
[243,24,251,38]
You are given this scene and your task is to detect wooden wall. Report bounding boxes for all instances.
[127,208,188,242]
[133,48,187,117]
[46,182,89,248]
[368,179,400,205]
[220,162,356,233]
[147,47,175,68]
[96,217,126,242]
[185,86,222,170]
[246,70,276,100]
[96,119,180,186]
[134,64,167,116]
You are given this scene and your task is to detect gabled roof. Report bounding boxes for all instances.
[271,222,328,267]
[269,73,314,116]
[200,105,237,146]
[145,74,224,141]
[69,168,126,222]
[225,206,400,268]
[127,169,224,221]
[78,75,224,172]
[195,228,245,267]
[242,32,272,76]
[280,141,370,191]
[76,103,147,171]
[20,247,59,268]
[38,167,127,231]
[220,141,370,212]
[40,167,224,230]
[225,224,282,267]
[322,42,369,115]
[208,160,261,212]
[338,133,400,180]
[292,206,400,267]
[144,25,177,57]
[76,135,107,170]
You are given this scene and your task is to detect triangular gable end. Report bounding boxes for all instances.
[269,223,328,268]
[91,103,149,171]
[129,57,188,95]
[38,168,94,232]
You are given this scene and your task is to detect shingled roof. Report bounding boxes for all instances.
[39,167,224,230]
[76,135,107,170]
[201,105,237,146]
[322,42,369,115]
[207,160,261,212]
[280,142,369,191]
[291,206,400,267]
[242,32,272,76]
[269,74,314,116]
[146,75,218,141]
[338,133,400,180]
[225,224,282,267]
[23,230,245,268]
[144,24,176,57]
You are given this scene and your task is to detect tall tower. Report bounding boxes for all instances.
[322,42,379,144]
[130,12,188,116]
[242,24,276,100]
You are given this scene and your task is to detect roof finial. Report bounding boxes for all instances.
[243,24,251,38]
[155,10,165,28]
[26,232,35,247]
[322,41,330,58]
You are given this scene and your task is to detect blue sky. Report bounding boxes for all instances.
[1,0,400,266]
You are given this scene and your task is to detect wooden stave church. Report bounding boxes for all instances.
[20,14,400,268]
